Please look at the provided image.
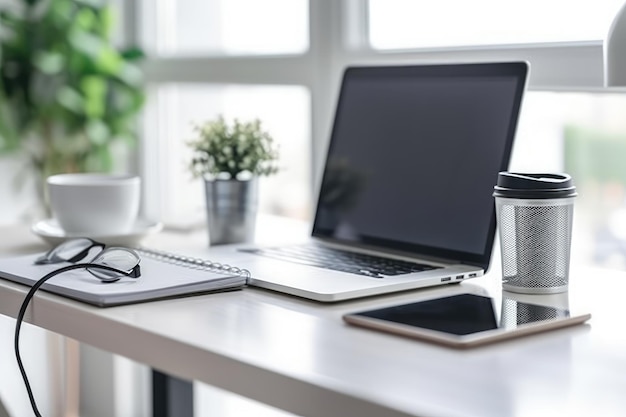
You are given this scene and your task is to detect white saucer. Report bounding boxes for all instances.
[32,218,163,247]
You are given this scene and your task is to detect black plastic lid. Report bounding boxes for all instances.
[493,172,577,199]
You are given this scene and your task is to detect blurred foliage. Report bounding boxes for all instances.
[188,115,280,180]
[0,0,145,181]
[564,125,626,183]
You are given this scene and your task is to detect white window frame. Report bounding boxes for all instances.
[124,0,609,218]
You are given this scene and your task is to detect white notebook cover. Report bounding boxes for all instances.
[0,250,248,307]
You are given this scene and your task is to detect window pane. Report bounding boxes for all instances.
[144,84,311,227]
[143,0,309,56]
[369,0,624,50]
[513,91,626,269]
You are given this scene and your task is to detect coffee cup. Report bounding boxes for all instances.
[47,174,141,235]
[493,172,577,294]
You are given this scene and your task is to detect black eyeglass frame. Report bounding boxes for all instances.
[34,238,141,282]
[34,237,105,265]
[88,246,142,282]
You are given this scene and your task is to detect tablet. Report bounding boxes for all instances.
[343,293,591,348]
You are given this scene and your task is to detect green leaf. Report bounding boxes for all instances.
[75,8,97,31]
[0,11,26,28]
[188,116,279,178]
[67,52,92,75]
[68,29,106,57]
[111,85,145,115]
[48,0,74,26]
[81,75,106,118]
[86,119,110,145]
[33,51,65,75]
[0,101,19,151]
[96,5,114,38]
[120,47,145,61]
[95,46,122,74]
[75,0,106,8]
[56,87,85,114]
[115,62,143,86]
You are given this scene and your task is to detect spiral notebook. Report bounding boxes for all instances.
[0,248,249,307]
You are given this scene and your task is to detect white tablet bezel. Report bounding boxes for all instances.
[343,294,591,348]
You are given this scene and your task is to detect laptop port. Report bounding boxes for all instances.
[469,273,477,278]
[441,277,452,282]
[455,275,464,280]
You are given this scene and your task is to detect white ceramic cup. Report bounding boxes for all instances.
[47,174,141,235]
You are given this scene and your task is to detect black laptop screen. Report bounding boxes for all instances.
[312,62,527,269]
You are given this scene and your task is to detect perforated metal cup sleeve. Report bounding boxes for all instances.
[495,197,574,294]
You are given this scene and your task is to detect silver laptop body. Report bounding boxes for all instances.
[212,62,529,302]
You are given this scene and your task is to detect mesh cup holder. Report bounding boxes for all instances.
[496,197,575,294]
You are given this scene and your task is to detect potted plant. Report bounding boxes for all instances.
[0,0,145,212]
[188,115,279,245]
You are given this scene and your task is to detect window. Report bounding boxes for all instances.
[368,0,624,49]
[142,84,311,225]
[137,0,314,228]
[141,0,308,56]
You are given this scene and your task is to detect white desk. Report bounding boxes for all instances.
[1,221,625,417]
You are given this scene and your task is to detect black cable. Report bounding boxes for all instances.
[14,263,133,417]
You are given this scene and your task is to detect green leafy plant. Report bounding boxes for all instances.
[188,115,280,180]
[0,0,145,182]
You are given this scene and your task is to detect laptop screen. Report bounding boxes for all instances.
[312,62,528,269]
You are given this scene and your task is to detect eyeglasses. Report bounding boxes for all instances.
[34,237,141,282]
[17,238,142,416]
[35,237,105,264]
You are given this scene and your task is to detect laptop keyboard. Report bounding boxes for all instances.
[239,244,441,278]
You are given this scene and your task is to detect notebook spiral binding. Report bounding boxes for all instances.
[135,247,251,282]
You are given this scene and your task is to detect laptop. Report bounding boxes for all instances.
[214,61,528,302]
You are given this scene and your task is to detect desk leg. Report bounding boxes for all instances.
[63,338,80,417]
[152,370,193,417]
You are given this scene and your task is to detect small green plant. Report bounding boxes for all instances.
[188,115,279,180]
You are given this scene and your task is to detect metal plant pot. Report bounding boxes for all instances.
[204,178,258,246]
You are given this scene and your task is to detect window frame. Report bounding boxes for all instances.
[127,0,612,220]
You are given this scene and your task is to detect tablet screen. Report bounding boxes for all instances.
[355,293,569,335]
[344,293,588,347]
